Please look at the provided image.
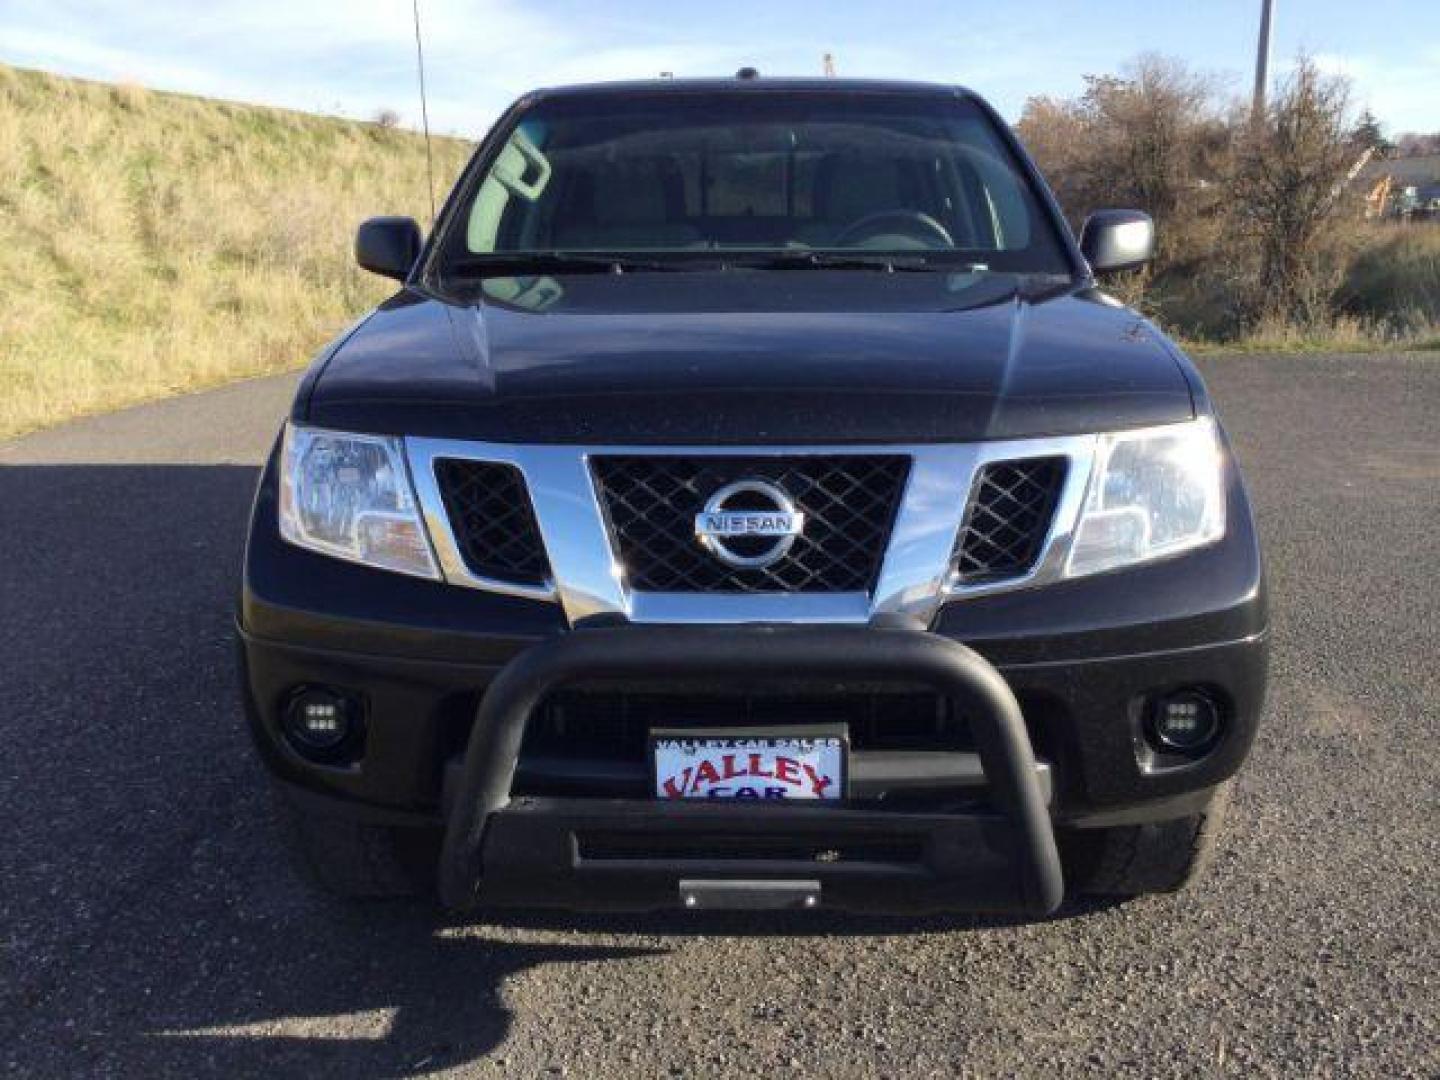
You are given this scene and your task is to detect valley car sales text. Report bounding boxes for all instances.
[655,740,840,799]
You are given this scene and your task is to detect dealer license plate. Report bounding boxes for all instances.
[651,728,847,801]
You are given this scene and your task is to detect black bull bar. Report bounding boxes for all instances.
[439,624,1064,915]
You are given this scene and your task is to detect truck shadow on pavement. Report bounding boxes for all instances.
[1,464,662,1077]
[1,464,1109,1078]
[135,897,664,1077]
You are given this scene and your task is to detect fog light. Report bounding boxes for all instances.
[284,688,355,754]
[1150,690,1221,753]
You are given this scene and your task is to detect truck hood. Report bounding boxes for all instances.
[304,270,1195,444]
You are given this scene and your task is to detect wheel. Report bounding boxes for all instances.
[271,783,439,899]
[1061,784,1231,898]
[830,209,955,248]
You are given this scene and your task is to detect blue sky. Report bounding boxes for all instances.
[2,0,1436,135]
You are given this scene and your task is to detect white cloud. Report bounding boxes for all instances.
[0,0,1052,134]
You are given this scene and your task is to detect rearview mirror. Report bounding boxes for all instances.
[1079,210,1155,274]
[356,216,422,281]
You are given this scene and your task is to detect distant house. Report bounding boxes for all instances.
[1359,154,1440,219]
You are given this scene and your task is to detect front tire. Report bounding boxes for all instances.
[1061,784,1231,898]
[272,784,439,899]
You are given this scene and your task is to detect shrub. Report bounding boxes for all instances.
[1018,51,1439,348]
[1228,58,1359,327]
[1337,226,1440,334]
[1016,55,1232,273]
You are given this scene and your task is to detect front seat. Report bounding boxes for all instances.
[795,154,911,247]
[551,156,702,250]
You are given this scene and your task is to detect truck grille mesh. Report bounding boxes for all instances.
[433,459,551,587]
[590,455,910,593]
[523,689,972,762]
[952,457,1067,584]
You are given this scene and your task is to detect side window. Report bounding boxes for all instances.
[967,147,1033,249]
[790,152,823,218]
[671,151,703,216]
[706,152,788,217]
[949,118,1034,252]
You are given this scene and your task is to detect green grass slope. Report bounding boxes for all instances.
[0,63,470,439]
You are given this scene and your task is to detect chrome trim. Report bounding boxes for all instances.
[870,444,982,620]
[405,437,1101,627]
[631,591,871,625]
[406,441,558,604]
[937,434,1099,602]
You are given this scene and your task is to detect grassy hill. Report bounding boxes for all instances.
[0,63,471,439]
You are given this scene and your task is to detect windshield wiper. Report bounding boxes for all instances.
[727,251,991,273]
[446,252,715,277]
[445,250,1001,278]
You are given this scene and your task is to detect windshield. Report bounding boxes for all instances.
[439,91,1071,274]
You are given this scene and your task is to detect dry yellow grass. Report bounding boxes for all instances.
[0,63,470,439]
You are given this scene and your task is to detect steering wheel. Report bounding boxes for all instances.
[831,209,955,249]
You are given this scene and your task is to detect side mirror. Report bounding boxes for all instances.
[356,216,422,280]
[1079,210,1155,274]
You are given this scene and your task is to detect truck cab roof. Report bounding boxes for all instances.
[524,76,975,103]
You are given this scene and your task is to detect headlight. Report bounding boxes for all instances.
[278,424,439,579]
[1065,418,1225,578]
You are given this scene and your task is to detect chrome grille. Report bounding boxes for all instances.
[952,457,1067,584]
[591,455,910,593]
[433,459,551,587]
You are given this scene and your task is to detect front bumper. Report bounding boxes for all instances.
[241,612,1265,914]
[439,624,1061,914]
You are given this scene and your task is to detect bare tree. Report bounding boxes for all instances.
[1015,55,1231,271]
[373,108,402,129]
[1229,58,1357,325]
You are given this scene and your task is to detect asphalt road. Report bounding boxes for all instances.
[2,354,1437,1078]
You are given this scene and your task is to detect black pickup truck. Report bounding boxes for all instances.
[238,76,1267,916]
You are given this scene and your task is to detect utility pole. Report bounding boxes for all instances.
[1252,0,1275,118]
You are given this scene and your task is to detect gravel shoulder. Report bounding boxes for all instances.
[1,353,1436,1077]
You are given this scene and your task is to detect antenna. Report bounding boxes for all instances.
[412,0,437,223]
